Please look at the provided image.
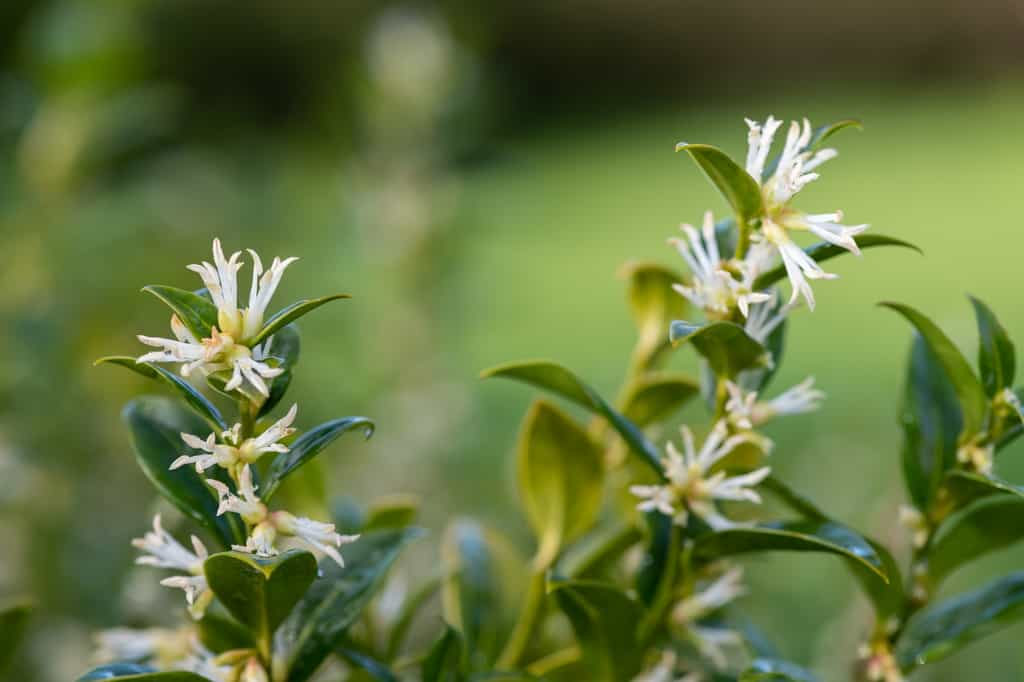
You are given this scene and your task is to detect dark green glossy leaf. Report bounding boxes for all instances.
[441,520,528,666]
[549,579,646,682]
[928,496,1024,584]
[620,261,686,371]
[250,294,350,347]
[262,417,375,499]
[899,334,963,509]
[204,549,317,644]
[142,285,219,339]
[76,665,209,681]
[422,625,464,682]
[850,539,904,620]
[740,658,820,681]
[123,397,242,548]
[669,320,767,378]
[279,528,423,682]
[0,600,31,673]
[620,373,699,426]
[481,361,662,475]
[337,647,399,682]
[881,302,987,438]
[517,401,604,568]
[692,521,887,582]
[196,611,254,653]
[753,236,920,291]
[895,571,1024,670]
[96,357,226,429]
[970,296,1016,397]
[676,143,763,224]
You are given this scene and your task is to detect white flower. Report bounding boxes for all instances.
[690,625,744,671]
[94,627,191,665]
[207,465,267,524]
[172,405,298,474]
[725,377,824,431]
[240,657,270,682]
[131,515,212,618]
[186,239,298,342]
[272,512,360,568]
[208,464,358,567]
[630,422,770,529]
[858,641,904,682]
[137,239,296,397]
[956,438,994,474]
[743,117,870,310]
[742,292,793,347]
[669,211,771,318]
[672,567,746,624]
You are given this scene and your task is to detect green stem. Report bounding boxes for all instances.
[734,217,751,260]
[496,569,547,670]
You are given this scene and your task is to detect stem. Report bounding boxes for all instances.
[496,569,547,670]
[734,217,751,260]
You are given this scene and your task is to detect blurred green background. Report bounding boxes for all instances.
[2,1,1024,680]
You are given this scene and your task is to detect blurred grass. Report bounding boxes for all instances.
[6,74,1024,680]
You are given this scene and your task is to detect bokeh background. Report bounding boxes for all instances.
[3,1,1024,680]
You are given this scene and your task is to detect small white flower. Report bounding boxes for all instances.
[131,515,212,618]
[272,512,360,568]
[137,239,296,397]
[725,378,824,431]
[669,211,771,318]
[742,292,794,347]
[207,465,267,524]
[630,422,770,529]
[172,405,297,474]
[858,641,904,682]
[690,625,744,671]
[672,566,747,624]
[742,117,869,310]
[956,438,994,475]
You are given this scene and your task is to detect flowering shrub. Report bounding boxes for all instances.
[5,116,1023,682]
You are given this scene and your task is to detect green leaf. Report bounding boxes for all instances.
[970,296,1016,397]
[899,334,964,509]
[76,665,210,681]
[895,571,1024,670]
[669,320,767,378]
[196,611,255,653]
[740,658,821,682]
[675,143,763,224]
[96,357,226,429]
[692,521,888,582]
[336,647,399,682]
[753,236,920,291]
[927,496,1024,584]
[619,373,699,426]
[142,285,219,339]
[549,579,646,682]
[261,417,375,499]
[481,361,662,476]
[279,528,423,682]
[850,539,905,620]
[441,520,528,666]
[250,294,350,347]
[204,549,317,645]
[620,261,686,371]
[517,401,604,568]
[882,302,987,438]
[123,397,242,548]
[0,600,31,673]
[422,625,464,682]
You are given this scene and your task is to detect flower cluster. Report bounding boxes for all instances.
[137,239,295,397]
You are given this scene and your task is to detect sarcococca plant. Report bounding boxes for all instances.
[3,116,1019,682]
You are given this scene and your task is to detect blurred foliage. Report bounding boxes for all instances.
[1,0,1024,680]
